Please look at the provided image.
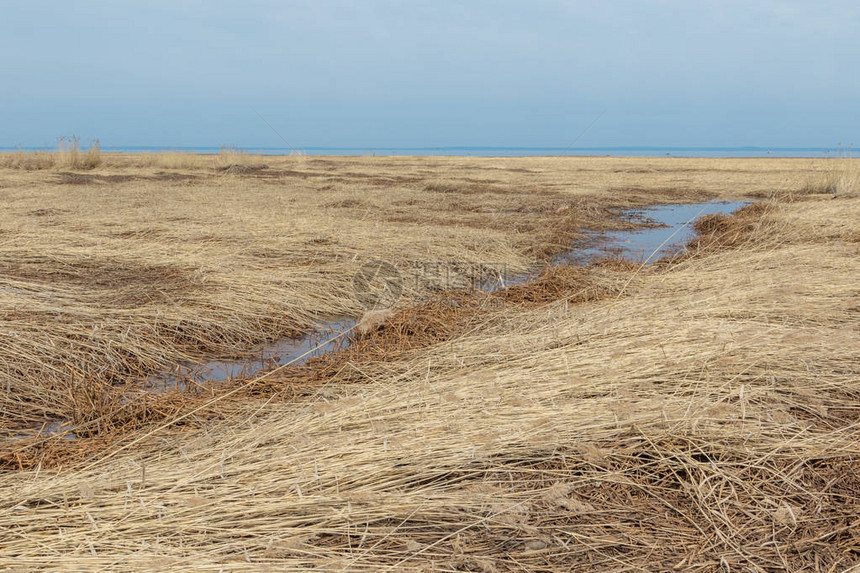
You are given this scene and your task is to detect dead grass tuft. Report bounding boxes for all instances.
[56,136,101,170]
[686,202,771,251]
[797,158,860,197]
[135,152,209,170]
[0,137,102,171]
[500,265,621,305]
[0,150,56,170]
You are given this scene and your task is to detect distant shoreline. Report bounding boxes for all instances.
[0,146,852,159]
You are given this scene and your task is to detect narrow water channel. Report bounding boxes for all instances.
[149,199,748,390]
[563,200,749,264]
[14,199,748,440]
[145,318,355,392]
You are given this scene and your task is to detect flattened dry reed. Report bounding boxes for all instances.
[2,157,858,570]
[0,191,857,570]
[2,155,772,434]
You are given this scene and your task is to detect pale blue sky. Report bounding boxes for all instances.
[1,1,858,149]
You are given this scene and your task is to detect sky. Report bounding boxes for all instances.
[1,0,858,150]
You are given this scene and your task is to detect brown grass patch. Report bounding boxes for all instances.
[499,265,621,305]
[685,202,770,251]
[423,181,523,195]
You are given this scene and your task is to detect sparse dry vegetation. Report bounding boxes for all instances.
[0,137,102,171]
[1,155,858,570]
[56,136,102,170]
[134,151,210,170]
[0,150,56,171]
[799,157,860,197]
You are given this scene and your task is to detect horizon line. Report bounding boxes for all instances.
[1,144,852,152]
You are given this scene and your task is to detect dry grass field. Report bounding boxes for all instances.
[0,152,858,570]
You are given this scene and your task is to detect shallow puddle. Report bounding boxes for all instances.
[11,420,76,442]
[146,318,355,392]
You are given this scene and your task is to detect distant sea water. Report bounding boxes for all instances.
[0,146,851,158]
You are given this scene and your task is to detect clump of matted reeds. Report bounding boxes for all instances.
[664,202,776,259]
